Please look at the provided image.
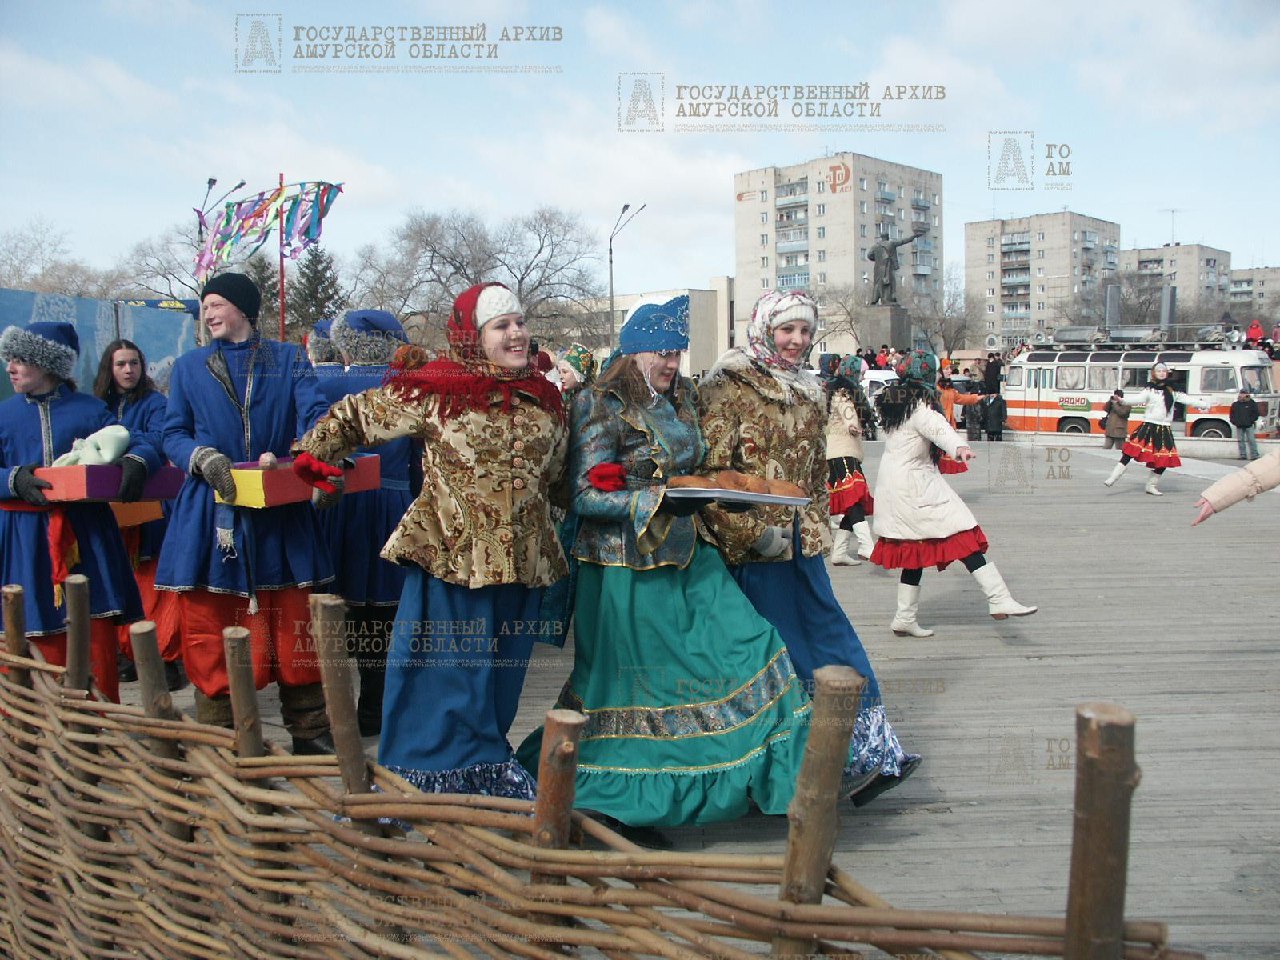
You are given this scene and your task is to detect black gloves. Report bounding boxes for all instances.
[117,456,148,502]
[12,466,51,506]
[192,447,237,502]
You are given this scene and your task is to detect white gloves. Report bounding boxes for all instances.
[752,525,793,560]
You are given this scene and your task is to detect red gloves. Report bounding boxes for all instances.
[587,462,627,492]
[292,452,344,494]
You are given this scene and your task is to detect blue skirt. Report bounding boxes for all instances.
[317,485,412,605]
[730,548,914,783]
[378,569,542,799]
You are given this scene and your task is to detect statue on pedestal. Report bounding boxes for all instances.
[867,226,928,306]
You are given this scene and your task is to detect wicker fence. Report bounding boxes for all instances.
[0,578,1205,960]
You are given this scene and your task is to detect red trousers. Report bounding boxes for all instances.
[178,588,318,699]
[118,558,182,662]
[29,618,121,703]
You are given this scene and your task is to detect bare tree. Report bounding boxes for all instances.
[346,206,608,352]
[814,282,873,348]
[118,223,207,301]
[905,265,976,356]
[0,218,133,298]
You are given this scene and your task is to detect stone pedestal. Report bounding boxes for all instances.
[864,304,912,352]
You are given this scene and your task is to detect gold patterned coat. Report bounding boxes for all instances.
[294,386,568,589]
[697,350,830,565]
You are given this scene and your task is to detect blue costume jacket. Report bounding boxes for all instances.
[0,385,160,635]
[313,364,414,605]
[571,378,706,570]
[155,337,333,597]
[110,390,170,562]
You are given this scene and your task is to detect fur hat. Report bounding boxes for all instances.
[201,272,262,322]
[306,319,339,364]
[619,295,690,355]
[331,309,407,365]
[0,321,80,381]
[474,285,523,329]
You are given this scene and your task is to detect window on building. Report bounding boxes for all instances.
[933,215,939,226]
[987,304,996,314]
[987,254,994,263]
[859,224,867,238]
[986,271,995,280]
[1072,231,1078,240]
[860,247,867,259]
[760,190,768,201]
[817,250,826,262]
[859,177,867,190]
[761,256,768,267]
[817,271,827,284]
[1038,250,1045,259]
[899,209,905,220]
[761,234,768,246]
[1037,301,1045,310]
[816,204,826,215]
[986,237,995,247]
[1037,267,1044,276]
[877,180,887,192]
[817,180,825,193]
[1037,232,1045,241]
[1037,285,1045,293]
[817,226,826,239]
[859,200,867,214]
[987,288,995,297]
[1073,267,1079,276]
[932,193,939,204]
[862,271,869,284]
[762,278,769,288]
[760,213,767,224]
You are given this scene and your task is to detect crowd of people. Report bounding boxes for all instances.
[0,270,1271,839]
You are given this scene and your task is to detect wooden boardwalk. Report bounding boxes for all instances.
[136,437,1278,958]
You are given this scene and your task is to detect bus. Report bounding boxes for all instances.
[1002,344,1278,439]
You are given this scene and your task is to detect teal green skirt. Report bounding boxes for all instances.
[517,542,811,826]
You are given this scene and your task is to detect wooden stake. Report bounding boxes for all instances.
[131,621,192,842]
[1065,703,1140,960]
[62,574,92,692]
[532,709,587,886]
[311,594,371,796]
[772,665,864,960]
[3,583,30,688]
[223,626,265,759]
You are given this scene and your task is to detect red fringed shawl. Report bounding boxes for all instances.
[383,344,565,424]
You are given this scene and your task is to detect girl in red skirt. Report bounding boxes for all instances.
[1103,362,1209,496]
[825,354,876,565]
[870,351,1036,637]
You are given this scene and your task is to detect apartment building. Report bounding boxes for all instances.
[1226,266,1280,323]
[1116,243,1230,319]
[734,152,944,352]
[965,212,1120,346]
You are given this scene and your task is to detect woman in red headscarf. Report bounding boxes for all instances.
[293,282,568,798]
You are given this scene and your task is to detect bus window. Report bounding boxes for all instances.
[1055,365,1085,390]
[1005,366,1023,387]
[1121,367,1148,388]
[1200,367,1238,392]
[1031,367,1050,388]
[1088,365,1118,391]
[1242,366,1272,393]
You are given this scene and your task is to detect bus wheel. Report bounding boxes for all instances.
[1058,418,1089,434]
[1192,420,1230,439]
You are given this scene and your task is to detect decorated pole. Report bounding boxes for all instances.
[278,171,287,341]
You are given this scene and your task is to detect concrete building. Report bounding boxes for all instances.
[1227,266,1280,324]
[1117,243,1231,322]
[965,212,1120,347]
[586,278,735,378]
[734,152,944,352]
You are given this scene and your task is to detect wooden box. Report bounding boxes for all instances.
[214,455,380,508]
[35,464,186,502]
[110,501,165,527]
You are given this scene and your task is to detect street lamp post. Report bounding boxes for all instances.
[608,202,645,347]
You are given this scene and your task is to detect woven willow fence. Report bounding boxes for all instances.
[0,578,1204,960]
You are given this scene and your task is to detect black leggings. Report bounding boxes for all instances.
[900,551,986,585]
[1118,454,1164,474]
[839,505,866,529]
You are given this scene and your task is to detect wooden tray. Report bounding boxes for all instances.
[215,455,380,508]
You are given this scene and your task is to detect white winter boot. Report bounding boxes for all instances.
[1103,462,1127,487]
[972,563,1038,619]
[830,527,861,566]
[851,520,875,560]
[890,584,935,637]
[1144,473,1163,496]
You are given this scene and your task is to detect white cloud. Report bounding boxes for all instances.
[0,42,181,120]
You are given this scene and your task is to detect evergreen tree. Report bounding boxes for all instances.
[241,252,282,337]
[286,246,346,344]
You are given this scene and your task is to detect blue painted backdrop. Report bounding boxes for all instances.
[0,289,198,400]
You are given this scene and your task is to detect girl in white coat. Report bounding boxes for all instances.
[1103,361,1209,496]
[870,351,1036,637]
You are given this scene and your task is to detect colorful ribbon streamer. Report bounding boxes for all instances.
[194,181,343,281]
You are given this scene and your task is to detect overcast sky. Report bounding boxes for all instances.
[2,0,1277,298]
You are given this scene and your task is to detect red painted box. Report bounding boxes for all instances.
[35,464,186,502]
[214,455,380,508]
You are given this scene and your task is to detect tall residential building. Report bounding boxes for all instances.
[1116,243,1230,320]
[1226,267,1279,323]
[733,152,944,355]
[965,212,1120,346]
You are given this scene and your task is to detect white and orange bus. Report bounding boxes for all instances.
[1002,344,1278,439]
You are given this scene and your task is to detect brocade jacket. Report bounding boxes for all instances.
[570,377,705,571]
[697,350,830,566]
[295,384,568,589]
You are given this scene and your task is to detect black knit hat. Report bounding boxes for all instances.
[202,272,261,323]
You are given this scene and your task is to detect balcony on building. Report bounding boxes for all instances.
[914,237,934,252]
[1230,280,1253,292]
[1137,259,1163,274]
[875,189,896,204]
[1082,231,1098,249]
[775,193,808,209]
[1001,273,1031,285]
[776,239,809,254]
[777,272,810,290]
[911,195,931,210]
[1001,233,1031,251]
